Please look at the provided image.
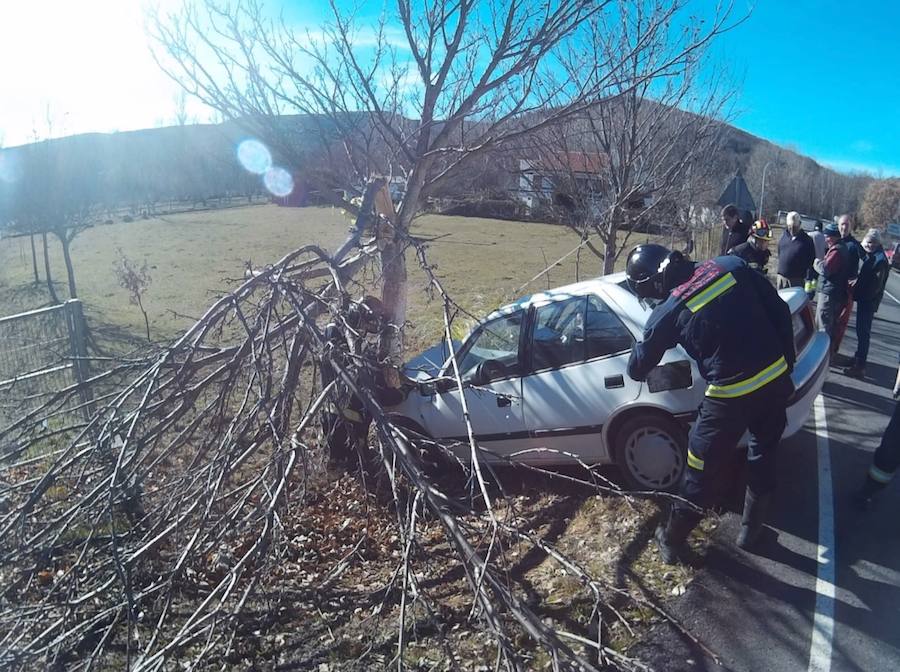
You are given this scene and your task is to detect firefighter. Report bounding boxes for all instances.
[319,297,387,466]
[853,355,900,509]
[625,244,796,564]
[728,219,772,275]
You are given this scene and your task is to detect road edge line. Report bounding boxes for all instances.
[808,393,836,672]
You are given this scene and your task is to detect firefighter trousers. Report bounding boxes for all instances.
[869,400,900,487]
[675,373,793,513]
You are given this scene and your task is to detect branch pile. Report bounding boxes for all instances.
[0,206,696,672]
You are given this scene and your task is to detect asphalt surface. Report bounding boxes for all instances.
[634,270,900,672]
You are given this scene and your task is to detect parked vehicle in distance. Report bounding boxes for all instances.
[889,242,900,270]
[391,271,830,490]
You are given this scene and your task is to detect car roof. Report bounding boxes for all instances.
[484,273,630,322]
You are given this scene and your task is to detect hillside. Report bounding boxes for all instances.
[0,112,873,222]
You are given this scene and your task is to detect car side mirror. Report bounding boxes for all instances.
[417,381,437,397]
[468,367,489,387]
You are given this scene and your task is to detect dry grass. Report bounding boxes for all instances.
[0,204,660,353]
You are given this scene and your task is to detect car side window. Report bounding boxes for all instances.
[531,297,586,370]
[456,311,523,381]
[585,295,634,358]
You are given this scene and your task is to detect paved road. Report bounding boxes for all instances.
[635,270,900,672]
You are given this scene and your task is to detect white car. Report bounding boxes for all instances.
[389,273,829,490]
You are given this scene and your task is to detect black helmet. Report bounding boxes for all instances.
[626,244,685,300]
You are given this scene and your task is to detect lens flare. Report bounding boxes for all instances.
[263,167,294,198]
[236,139,272,175]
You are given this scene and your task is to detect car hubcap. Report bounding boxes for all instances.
[624,426,684,489]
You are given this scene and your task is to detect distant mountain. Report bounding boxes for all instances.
[0,112,872,222]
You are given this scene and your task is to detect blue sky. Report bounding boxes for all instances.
[712,0,900,176]
[0,1,897,176]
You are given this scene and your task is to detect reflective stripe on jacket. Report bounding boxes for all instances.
[627,255,795,396]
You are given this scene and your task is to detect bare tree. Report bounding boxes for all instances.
[2,134,100,301]
[860,178,900,228]
[113,250,154,341]
[150,0,738,356]
[173,89,191,126]
[532,5,736,274]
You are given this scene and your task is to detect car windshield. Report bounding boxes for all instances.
[454,311,523,380]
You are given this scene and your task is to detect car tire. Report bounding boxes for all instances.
[612,412,687,492]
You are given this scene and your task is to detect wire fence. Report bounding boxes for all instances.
[0,300,90,432]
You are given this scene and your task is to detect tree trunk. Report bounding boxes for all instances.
[137,296,151,342]
[375,180,409,361]
[30,234,41,284]
[57,232,78,299]
[603,229,617,275]
[379,239,408,360]
[41,232,60,304]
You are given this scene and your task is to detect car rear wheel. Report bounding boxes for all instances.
[613,413,686,491]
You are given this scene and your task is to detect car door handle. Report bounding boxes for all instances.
[497,395,512,407]
[604,375,625,389]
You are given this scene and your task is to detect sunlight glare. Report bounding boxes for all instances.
[236,139,273,175]
[263,167,294,198]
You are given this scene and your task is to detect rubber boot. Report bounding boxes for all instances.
[841,358,866,379]
[736,488,772,550]
[655,508,701,565]
[852,475,885,512]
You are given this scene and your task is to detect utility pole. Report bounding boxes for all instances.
[759,161,772,220]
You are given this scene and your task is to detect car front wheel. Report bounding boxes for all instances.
[613,413,687,491]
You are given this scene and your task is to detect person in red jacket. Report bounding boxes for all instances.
[813,223,852,348]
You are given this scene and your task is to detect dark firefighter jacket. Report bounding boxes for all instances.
[627,255,796,397]
[728,241,770,275]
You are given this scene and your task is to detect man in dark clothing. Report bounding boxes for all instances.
[842,229,890,378]
[777,211,816,288]
[814,223,852,349]
[729,219,772,275]
[853,356,900,509]
[838,214,864,279]
[720,203,751,256]
[832,214,865,360]
[625,244,795,564]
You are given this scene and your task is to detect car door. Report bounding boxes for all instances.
[418,309,530,460]
[521,294,641,464]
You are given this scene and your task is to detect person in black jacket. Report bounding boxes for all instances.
[720,203,751,255]
[842,229,890,378]
[776,211,816,288]
[625,244,795,563]
[728,219,772,275]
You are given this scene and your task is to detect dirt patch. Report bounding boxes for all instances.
[206,468,719,671]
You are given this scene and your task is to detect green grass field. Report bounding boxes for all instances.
[0,204,661,352]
